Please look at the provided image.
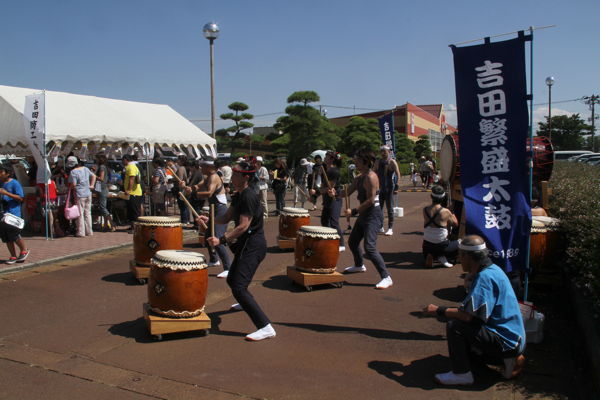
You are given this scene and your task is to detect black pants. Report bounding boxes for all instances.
[176,198,190,224]
[379,191,394,229]
[321,196,344,247]
[348,208,389,279]
[127,195,143,225]
[273,186,286,213]
[446,318,521,374]
[226,234,270,329]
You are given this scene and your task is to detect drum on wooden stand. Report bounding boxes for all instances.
[148,250,208,318]
[440,134,460,184]
[134,216,183,267]
[530,216,562,271]
[279,207,311,239]
[294,226,340,274]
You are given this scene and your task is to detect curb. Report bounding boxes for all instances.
[0,230,200,276]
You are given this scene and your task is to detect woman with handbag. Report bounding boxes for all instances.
[67,156,96,237]
[0,165,29,264]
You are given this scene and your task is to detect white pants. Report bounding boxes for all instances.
[76,196,93,237]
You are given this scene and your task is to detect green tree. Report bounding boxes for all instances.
[215,101,254,154]
[537,114,591,150]
[414,134,432,159]
[395,133,415,163]
[337,116,380,156]
[274,91,340,165]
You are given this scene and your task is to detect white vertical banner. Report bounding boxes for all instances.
[23,92,51,183]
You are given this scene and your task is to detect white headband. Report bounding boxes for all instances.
[458,240,487,251]
[200,160,215,166]
[431,192,446,199]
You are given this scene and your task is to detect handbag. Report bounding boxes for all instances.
[1,212,25,230]
[64,189,81,220]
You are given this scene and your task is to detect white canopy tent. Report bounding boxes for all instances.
[0,85,216,160]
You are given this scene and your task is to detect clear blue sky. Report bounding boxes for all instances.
[1,0,598,134]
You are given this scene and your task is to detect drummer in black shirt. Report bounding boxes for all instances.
[320,151,345,252]
[199,161,275,341]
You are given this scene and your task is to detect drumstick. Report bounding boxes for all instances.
[167,167,183,183]
[344,184,352,230]
[321,165,331,189]
[177,191,207,230]
[210,204,215,238]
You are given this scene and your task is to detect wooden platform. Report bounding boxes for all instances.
[129,260,150,284]
[286,266,344,291]
[142,303,211,339]
[277,237,296,250]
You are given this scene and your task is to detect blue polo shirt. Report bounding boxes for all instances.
[460,264,526,353]
[1,179,24,217]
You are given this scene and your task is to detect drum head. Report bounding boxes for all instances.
[440,135,457,183]
[136,216,182,227]
[281,207,310,217]
[152,250,207,270]
[298,225,340,239]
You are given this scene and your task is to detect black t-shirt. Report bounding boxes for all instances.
[325,166,341,192]
[231,186,264,237]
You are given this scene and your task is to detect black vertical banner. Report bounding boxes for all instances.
[451,36,531,272]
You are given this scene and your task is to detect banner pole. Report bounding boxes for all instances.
[42,90,51,241]
[524,27,535,302]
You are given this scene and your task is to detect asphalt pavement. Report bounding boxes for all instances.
[0,189,587,399]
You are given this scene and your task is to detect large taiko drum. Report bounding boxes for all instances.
[527,136,554,183]
[279,207,311,239]
[530,216,561,271]
[148,250,208,318]
[134,216,183,267]
[294,226,340,274]
[440,134,460,183]
[439,134,554,183]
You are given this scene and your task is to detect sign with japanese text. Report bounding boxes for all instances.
[23,92,51,183]
[378,112,395,157]
[451,36,531,272]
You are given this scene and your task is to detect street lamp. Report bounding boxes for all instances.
[545,76,555,139]
[203,22,220,139]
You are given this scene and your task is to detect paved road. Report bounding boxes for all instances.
[0,191,583,399]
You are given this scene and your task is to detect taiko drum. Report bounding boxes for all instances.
[279,207,311,239]
[134,216,183,267]
[439,134,555,184]
[294,226,340,274]
[530,216,562,271]
[148,250,208,318]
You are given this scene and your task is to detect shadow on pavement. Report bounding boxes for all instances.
[207,309,246,338]
[402,231,424,236]
[275,322,444,341]
[381,251,424,270]
[368,355,498,391]
[261,274,312,292]
[108,318,155,343]
[101,272,141,286]
[433,286,466,302]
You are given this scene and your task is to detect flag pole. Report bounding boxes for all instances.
[523,27,535,302]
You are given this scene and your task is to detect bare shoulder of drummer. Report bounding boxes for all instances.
[440,207,458,227]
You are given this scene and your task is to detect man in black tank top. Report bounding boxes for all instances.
[332,148,393,290]
[320,151,345,251]
[375,145,400,236]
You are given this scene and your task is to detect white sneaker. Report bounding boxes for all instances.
[343,265,366,273]
[245,324,276,341]
[384,228,393,236]
[437,256,453,268]
[434,371,474,386]
[230,303,243,311]
[216,270,229,279]
[379,227,385,233]
[339,246,346,252]
[208,260,221,267]
[375,276,393,289]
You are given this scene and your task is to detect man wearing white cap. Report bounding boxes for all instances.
[255,156,269,218]
[423,235,526,386]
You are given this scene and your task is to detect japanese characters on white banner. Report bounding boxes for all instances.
[451,35,532,272]
[23,92,51,183]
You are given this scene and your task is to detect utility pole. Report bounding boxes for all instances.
[583,95,599,152]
